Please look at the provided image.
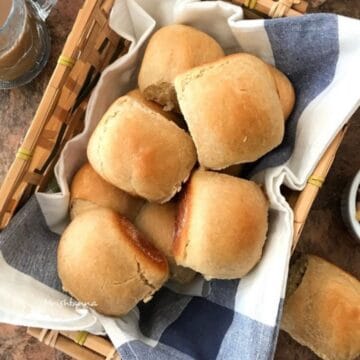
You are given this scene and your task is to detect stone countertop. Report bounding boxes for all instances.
[0,0,359,359]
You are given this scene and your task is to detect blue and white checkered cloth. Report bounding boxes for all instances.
[1,1,359,359]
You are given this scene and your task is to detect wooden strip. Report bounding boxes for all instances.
[40,129,58,140]
[0,162,31,224]
[292,125,348,250]
[95,36,110,53]
[62,0,99,56]
[27,328,104,360]
[60,331,119,359]
[103,28,120,47]
[37,102,87,192]
[243,8,265,18]
[53,106,70,124]
[81,22,105,56]
[232,0,304,16]
[93,6,108,27]
[64,73,84,99]
[82,48,102,71]
[293,0,308,13]
[24,172,43,186]
[4,198,17,213]
[101,0,114,14]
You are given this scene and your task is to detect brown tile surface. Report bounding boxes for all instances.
[0,324,71,360]
[0,0,359,359]
[313,0,360,18]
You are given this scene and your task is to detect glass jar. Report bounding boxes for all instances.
[0,0,56,89]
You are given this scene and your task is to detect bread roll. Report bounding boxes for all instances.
[268,65,295,121]
[135,202,196,284]
[70,163,144,220]
[173,170,269,279]
[175,53,284,170]
[87,95,197,203]
[138,24,224,111]
[282,255,360,360]
[58,208,169,316]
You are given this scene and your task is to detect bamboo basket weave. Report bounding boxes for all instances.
[0,0,350,358]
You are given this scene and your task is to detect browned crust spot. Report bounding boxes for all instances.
[113,212,168,272]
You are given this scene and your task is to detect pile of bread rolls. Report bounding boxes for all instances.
[57,24,295,317]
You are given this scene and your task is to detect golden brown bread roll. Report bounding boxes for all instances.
[135,202,196,284]
[282,255,360,360]
[173,170,269,279]
[57,208,169,316]
[175,53,284,170]
[87,95,197,203]
[70,162,144,220]
[268,65,295,121]
[138,24,224,111]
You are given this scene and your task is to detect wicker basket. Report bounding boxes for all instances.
[0,0,350,358]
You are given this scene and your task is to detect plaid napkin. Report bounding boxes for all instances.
[1,1,360,359]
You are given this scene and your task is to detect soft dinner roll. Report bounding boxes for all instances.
[70,162,144,220]
[127,89,185,128]
[282,255,360,360]
[173,170,269,279]
[268,65,295,121]
[87,95,197,203]
[138,24,224,111]
[58,208,169,316]
[175,53,284,170]
[135,202,196,284]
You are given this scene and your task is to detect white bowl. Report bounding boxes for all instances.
[341,170,360,242]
